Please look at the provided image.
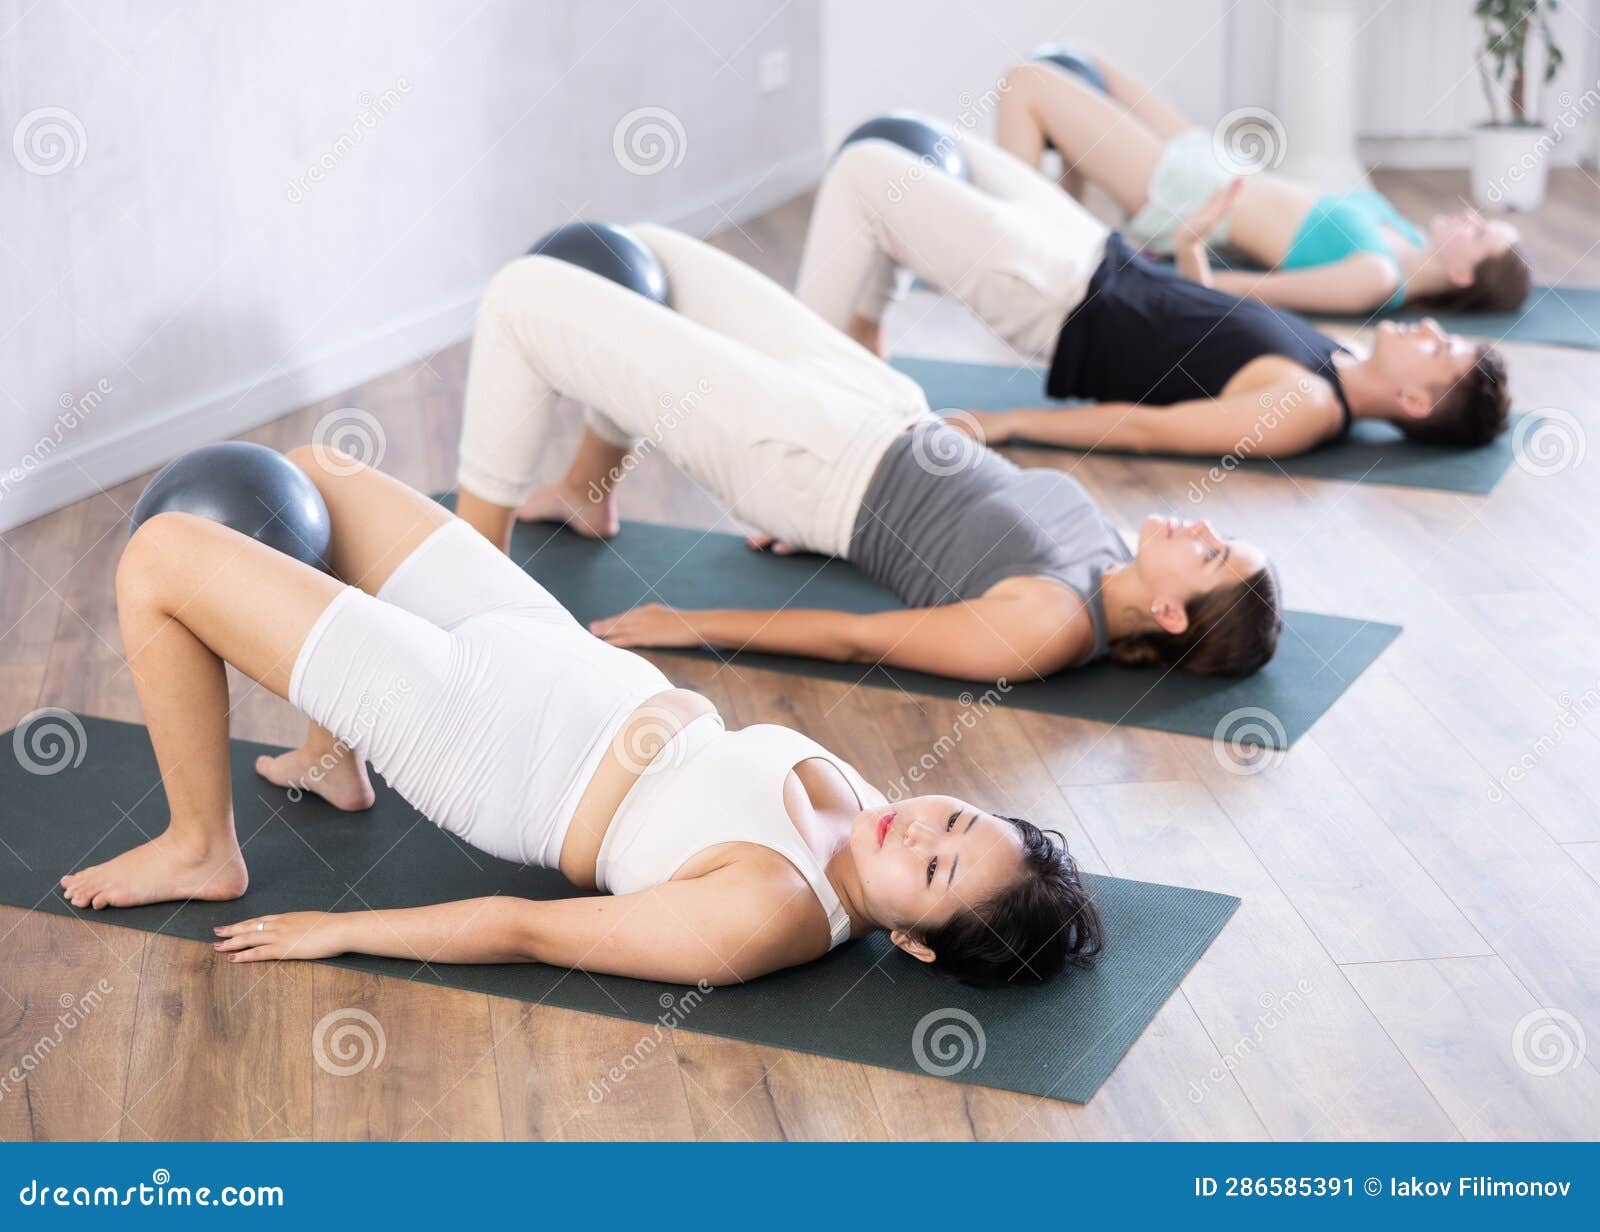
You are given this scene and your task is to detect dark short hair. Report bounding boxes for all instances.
[917,817,1102,987]
[1110,564,1283,677]
[1415,243,1532,314]
[1402,344,1511,448]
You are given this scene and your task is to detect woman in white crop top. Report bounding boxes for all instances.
[68,447,1102,989]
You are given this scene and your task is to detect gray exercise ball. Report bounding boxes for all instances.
[838,112,967,180]
[129,441,332,570]
[1031,45,1107,93]
[526,221,669,306]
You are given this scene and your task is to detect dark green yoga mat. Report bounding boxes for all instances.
[0,716,1240,1104]
[1326,285,1600,350]
[494,514,1398,749]
[892,355,1536,495]
[1175,254,1600,350]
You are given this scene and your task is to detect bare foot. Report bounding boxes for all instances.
[745,532,796,556]
[255,745,375,811]
[60,832,248,910]
[845,314,888,359]
[515,481,620,539]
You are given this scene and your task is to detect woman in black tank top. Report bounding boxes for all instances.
[968,232,1509,461]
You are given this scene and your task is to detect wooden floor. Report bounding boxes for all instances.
[3,170,1600,1141]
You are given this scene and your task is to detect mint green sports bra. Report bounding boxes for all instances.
[1280,190,1425,311]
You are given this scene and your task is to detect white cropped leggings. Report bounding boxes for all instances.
[289,519,671,868]
[795,127,1112,365]
[456,225,936,558]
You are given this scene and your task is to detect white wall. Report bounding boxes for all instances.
[1351,0,1598,167]
[1232,0,1600,169]
[0,0,823,530]
[819,0,1240,149]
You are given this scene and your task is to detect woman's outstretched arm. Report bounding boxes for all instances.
[215,867,823,986]
[1198,257,1402,315]
[588,593,1082,682]
[1170,181,1400,314]
[962,377,1342,459]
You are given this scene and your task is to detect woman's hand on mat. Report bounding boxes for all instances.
[589,603,705,649]
[213,912,347,962]
[1174,178,1243,251]
[745,533,796,555]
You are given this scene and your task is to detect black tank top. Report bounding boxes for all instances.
[1046,233,1352,433]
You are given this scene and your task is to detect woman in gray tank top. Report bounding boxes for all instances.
[591,420,1281,681]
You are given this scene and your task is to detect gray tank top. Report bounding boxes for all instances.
[848,424,1133,665]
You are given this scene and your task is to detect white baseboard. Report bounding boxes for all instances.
[0,146,827,534]
[0,293,483,533]
[666,145,826,238]
[1360,134,1590,170]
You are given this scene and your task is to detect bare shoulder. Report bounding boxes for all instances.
[681,849,835,969]
[1225,354,1332,398]
[974,574,1094,674]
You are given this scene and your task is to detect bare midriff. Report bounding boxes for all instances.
[557,687,719,888]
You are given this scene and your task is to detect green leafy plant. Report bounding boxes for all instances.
[1476,0,1565,125]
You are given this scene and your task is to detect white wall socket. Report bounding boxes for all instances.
[758,47,791,93]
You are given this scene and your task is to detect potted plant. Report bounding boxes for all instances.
[1471,0,1565,210]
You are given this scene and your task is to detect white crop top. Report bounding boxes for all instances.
[595,715,868,949]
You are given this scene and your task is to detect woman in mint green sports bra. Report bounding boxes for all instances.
[997,50,1532,317]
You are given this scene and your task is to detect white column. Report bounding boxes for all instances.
[1273,0,1372,191]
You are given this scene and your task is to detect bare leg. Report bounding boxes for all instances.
[996,61,1164,216]
[514,428,628,538]
[457,489,517,553]
[66,450,476,908]
[62,512,345,909]
[253,444,461,808]
[844,313,887,358]
[1090,53,1193,141]
[252,719,376,812]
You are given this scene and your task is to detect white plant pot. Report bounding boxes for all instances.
[1469,124,1552,211]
